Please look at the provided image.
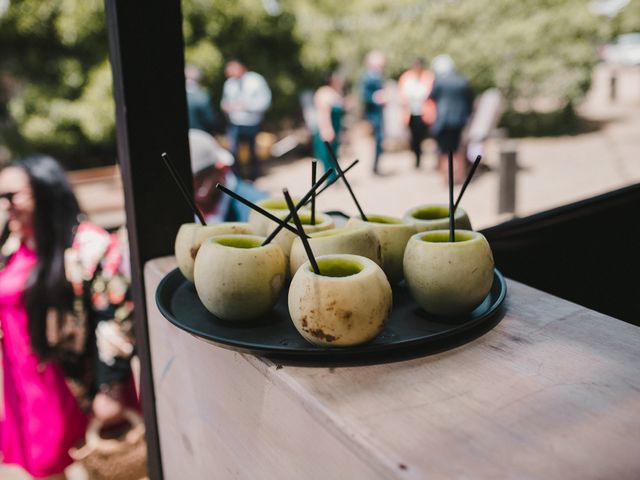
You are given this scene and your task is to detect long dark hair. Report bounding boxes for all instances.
[8,155,82,359]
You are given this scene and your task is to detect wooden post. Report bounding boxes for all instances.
[104,0,193,478]
[498,141,518,214]
[610,69,617,102]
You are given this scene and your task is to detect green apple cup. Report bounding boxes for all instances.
[288,255,392,346]
[404,204,472,232]
[272,211,335,261]
[289,225,382,277]
[403,230,494,316]
[248,196,305,236]
[193,234,286,321]
[174,222,254,282]
[347,214,416,284]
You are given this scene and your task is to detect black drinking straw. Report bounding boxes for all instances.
[284,188,320,275]
[311,160,317,226]
[262,167,335,246]
[453,155,482,212]
[448,151,455,243]
[323,141,368,221]
[215,183,305,237]
[161,152,207,225]
[305,159,359,202]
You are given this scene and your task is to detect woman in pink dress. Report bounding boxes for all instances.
[0,155,135,479]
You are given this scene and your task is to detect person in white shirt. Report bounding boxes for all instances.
[221,60,272,180]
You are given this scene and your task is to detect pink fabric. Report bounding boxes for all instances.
[0,244,87,478]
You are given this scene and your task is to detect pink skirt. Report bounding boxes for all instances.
[1,245,88,477]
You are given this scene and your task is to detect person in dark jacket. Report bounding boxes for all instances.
[429,55,473,183]
[360,50,386,174]
[185,64,217,133]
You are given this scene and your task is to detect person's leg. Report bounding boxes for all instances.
[245,124,260,181]
[409,116,425,168]
[436,129,454,182]
[451,129,467,184]
[436,129,467,184]
[453,151,468,184]
[227,124,242,177]
[371,113,383,174]
[314,133,337,181]
[408,116,419,167]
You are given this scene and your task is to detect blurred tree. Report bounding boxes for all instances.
[286,0,607,111]
[0,0,634,167]
[0,0,310,169]
[0,0,112,168]
[182,0,312,127]
[617,0,640,33]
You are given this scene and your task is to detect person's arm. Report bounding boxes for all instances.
[220,79,233,114]
[314,87,335,142]
[362,73,386,108]
[429,78,441,101]
[90,228,135,422]
[245,73,271,115]
[360,73,377,107]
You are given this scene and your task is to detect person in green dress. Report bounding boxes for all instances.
[312,71,345,181]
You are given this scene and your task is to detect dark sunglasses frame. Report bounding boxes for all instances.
[0,192,16,203]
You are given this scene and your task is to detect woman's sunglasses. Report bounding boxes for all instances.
[0,192,16,204]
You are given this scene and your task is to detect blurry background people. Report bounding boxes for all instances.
[312,70,345,180]
[189,129,267,223]
[185,64,216,134]
[0,155,135,479]
[465,87,505,163]
[429,54,473,184]
[221,60,272,181]
[398,58,436,169]
[360,50,386,175]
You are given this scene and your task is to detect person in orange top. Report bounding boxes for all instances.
[398,58,436,168]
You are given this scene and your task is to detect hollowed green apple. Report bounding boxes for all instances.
[403,230,494,316]
[288,254,392,346]
[346,214,416,284]
[174,222,253,282]
[248,196,305,236]
[193,234,286,321]
[404,204,472,232]
[289,225,382,277]
[272,211,335,263]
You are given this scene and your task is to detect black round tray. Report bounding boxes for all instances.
[156,268,507,361]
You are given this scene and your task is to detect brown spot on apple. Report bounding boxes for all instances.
[308,328,337,342]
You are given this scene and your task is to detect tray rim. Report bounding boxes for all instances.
[156,267,507,359]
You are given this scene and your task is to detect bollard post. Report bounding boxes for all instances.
[498,140,518,214]
[610,69,617,102]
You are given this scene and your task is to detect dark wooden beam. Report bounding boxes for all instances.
[104,1,193,477]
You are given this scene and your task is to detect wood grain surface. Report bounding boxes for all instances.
[145,256,640,480]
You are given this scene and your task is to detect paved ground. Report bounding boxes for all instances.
[1,64,639,479]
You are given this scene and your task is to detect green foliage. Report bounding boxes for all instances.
[182,0,312,124]
[615,0,640,35]
[1,0,638,168]
[0,0,112,168]
[0,0,309,168]
[287,0,606,108]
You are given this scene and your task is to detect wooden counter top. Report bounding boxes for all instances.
[144,257,640,480]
